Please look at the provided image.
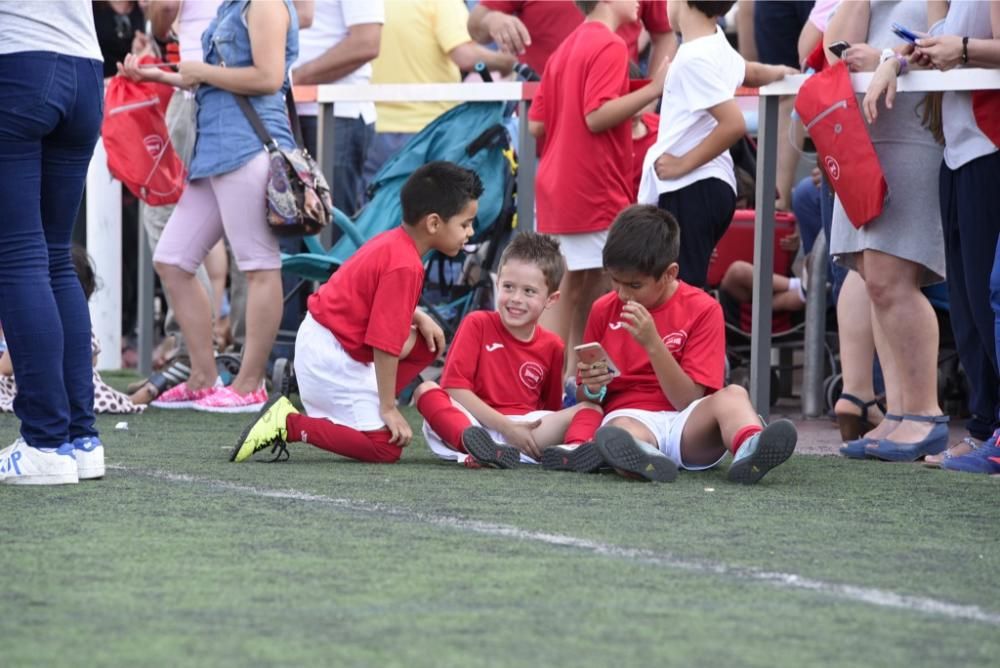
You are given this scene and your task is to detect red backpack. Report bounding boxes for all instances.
[795,61,888,228]
[101,64,186,206]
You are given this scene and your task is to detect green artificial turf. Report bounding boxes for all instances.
[1,384,998,667]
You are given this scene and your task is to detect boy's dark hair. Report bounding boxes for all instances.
[498,232,566,294]
[687,1,737,18]
[71,245,96,301]
[603,205,680,279]
[400,161,484,226]
[574,1,599,15]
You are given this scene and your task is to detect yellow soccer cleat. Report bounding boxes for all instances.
[230,394,299,463]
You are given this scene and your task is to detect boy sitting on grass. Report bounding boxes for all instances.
[543,205,797,484]
[230,162,480,464]
[413,232,602,468]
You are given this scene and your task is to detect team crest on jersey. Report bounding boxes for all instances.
[519,361,544,390]
[662,330,687,352]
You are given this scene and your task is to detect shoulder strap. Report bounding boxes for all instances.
[234,94,278,149]
[284,88,305,149]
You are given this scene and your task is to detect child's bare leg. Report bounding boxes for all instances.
[531,402,602,448]
[679,386,760,466]
[603,415,659,448]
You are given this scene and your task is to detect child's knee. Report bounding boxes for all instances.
[412,380,440,403]
[605,415,655,445]
[715,384,751,408]
[574,401,603,416]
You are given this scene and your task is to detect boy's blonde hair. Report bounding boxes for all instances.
[498,232,566,294]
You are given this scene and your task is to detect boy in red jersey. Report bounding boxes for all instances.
[230,162,481,464]
[413,233,603,468]
[528,0,669,382]
[543,205,797,483]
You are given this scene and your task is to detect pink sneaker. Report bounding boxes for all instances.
[151,378,224,410]
[193,385,268,414]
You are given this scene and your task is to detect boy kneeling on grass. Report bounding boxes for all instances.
[542,204,797,484]
[230,162,480,464]
[413,232,603,468]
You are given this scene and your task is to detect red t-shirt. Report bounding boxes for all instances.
[441,310,564,415]
[582,283,725,413]
[307,227,424,363]
[481,0,670,74]
[631,111,660,198]
[529,22,633,235]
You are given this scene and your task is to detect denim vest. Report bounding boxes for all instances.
[187,0,298,179]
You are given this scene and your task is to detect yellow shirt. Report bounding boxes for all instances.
[371,0,471,133]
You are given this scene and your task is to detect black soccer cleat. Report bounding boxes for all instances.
[461,427,520,469]
[541,442,605,473]
[595,426,678,483]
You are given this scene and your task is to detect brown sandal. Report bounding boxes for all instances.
[836,393,886,442]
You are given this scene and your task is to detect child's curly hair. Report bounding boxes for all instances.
[71,245,96,301]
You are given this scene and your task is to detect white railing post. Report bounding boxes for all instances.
[85,136,122,371]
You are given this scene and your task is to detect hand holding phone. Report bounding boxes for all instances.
[574,342,621,378]
[890,22,920,45]
[828,41,850,59]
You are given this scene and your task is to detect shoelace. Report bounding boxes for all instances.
[266,440,289,463]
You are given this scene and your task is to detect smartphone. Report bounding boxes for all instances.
[828,40,850,59]
[890,22,920,44]
[574,342,622,378]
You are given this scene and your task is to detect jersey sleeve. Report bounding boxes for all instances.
[431,0,473,55]
[343,0,384,26]
[679,300,726,392]
[639,1,670,33]
[440,313,485,391]
[582,39,629,116]
[528,77,546,121]
[363,267,423,356]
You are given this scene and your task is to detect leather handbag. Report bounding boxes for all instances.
[234,90,332,237]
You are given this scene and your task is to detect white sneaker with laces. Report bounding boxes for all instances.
[74,436,105,480]
[0,438,79,485]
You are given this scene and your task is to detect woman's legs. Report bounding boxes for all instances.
[212,152,282,395]
[863,249,942,443]
[153,180,227,391]
[834,270,886,429]
[0,54,103,448]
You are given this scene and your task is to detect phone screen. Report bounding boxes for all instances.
[829,41,850,58]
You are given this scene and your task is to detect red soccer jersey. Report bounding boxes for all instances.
[529,21,632,235]
[307,227,424,364]
[582,283,725,413]
[480,1,670,74]
[441,310,565,415]
[631,112,660,198]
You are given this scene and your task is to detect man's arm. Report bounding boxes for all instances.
[449,41,517,74]
[146,0,181,42]
[292,23,381,85]
[467,3,532,55]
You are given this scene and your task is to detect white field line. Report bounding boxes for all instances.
[112,465,1000,626]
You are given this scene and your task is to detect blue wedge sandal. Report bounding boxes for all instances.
[865,414,949,462]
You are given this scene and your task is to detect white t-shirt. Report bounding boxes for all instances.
[0,0,101,60]
[939,0,998,170]
[293,0,385,120]
[177,0,224,64]
[638,26,746,203]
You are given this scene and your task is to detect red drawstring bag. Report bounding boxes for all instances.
[795,60,887,228]
[101,60,186,206]
[972,90,1000,149]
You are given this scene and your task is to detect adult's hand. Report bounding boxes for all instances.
[842,43,880,72]
[915,35,965,71]
[486,11,532,55]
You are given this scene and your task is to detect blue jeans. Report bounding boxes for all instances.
[0,52,103,448]
[362,131,415,202]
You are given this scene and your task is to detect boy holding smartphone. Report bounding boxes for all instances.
[413,233,603,468]
[543,205,798,484]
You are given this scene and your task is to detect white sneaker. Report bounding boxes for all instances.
[0,438,79,485]
[73,436,105,480]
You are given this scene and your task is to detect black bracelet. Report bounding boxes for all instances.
[962,36,969,64]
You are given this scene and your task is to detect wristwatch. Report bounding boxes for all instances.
[879,48,896,66]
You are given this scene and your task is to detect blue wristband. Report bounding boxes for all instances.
[581,384,607,402]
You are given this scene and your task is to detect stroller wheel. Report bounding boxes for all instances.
[272,357,295,397]
[824,373,843,415]
[215,353,242,385]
